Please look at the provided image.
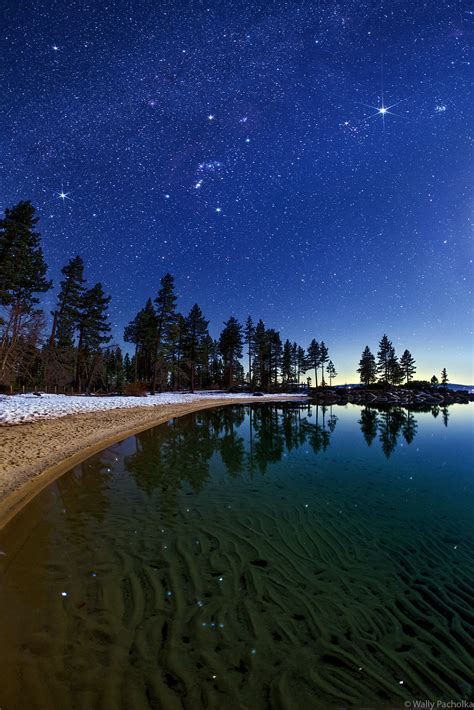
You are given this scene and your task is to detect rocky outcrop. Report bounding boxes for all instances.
[308,387,473,407]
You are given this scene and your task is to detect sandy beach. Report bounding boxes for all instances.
[0,396,303,529]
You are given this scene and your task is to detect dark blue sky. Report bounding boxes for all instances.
[1,0,472,381]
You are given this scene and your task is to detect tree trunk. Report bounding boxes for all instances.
[74,327,84,392]
[229,356,234,388]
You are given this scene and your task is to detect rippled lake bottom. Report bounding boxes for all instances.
[0,402,473,710]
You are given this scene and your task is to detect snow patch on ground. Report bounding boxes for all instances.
[0,392,305,425]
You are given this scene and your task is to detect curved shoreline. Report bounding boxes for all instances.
[0,396,304,531]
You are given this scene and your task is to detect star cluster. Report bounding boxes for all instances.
[1,0,472,380]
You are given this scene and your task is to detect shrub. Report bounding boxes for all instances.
[124,381,148,397]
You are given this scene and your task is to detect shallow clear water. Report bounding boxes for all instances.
[0,402,473,710]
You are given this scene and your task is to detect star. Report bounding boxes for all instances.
[357,97,408,129]
[208,114,215,121]
[215,207,222,212]
[54,185,74,205]
[52,45,59,51]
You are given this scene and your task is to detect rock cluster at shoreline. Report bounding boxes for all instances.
[308,388,473,407]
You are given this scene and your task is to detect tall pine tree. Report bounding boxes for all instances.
[75,283,111,392]
[357,346,377,386]
[244,316,255,386]
[45,255,85,386]
[376,334,394,384]
[400,349,416,384]
[307,339,321,388]
[219,317,243,388]
[184,304,209,392]
[0,201,51,384]
[319,341,329,386]
[151,273,177,393]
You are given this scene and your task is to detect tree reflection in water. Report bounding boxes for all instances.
[121,402,453,507]
[358,405,428,458]
[123,403,338,499]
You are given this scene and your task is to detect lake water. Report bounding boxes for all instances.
[0,402,473,710]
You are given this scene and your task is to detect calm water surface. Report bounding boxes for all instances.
[0,402,473,710]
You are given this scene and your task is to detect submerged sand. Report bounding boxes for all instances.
[0,397,302,529]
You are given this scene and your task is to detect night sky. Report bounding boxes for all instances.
[1,1,472,382]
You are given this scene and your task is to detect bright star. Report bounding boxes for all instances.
[208,114,215,121]
[357,97,407,129]
[54,185,75,206]
[52,45,59,51]
[215,207,222,213]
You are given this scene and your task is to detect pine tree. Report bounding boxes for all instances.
[253,319,267,389]
[244,316,255,385]
[307,339,321,388]
[0,201,51,383]
[269,330,282,387]
[430,375,439,387]
[297,346,307,384]
[51,256,85,350]
[441,368,449,389]
[400,349,416,384]
[184,304,209,392]
[327,360,337,386]
[166,313,185,390]
[0,201,51,308]
[75,283,111,392]
[291,342,298,383]
[103,346,124,392]
[219,316,243,388]
[357,346,377,386]
[123,353,133,382]
[45,256,85,386]
[151,273,177,393]
[282,339,293,384]
[319,341,329,386]
[209,338,224,387]
[124,298,158,381]
[376,334,394,384]
[388,351,403,385]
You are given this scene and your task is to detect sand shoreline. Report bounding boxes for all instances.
[0,396,303,530]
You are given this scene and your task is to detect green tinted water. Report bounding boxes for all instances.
[0,402,473,709]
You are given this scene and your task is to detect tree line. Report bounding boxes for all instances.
[356,335,449,388]
[0,200,450,394]
[122,278,337,393]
